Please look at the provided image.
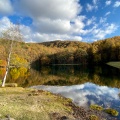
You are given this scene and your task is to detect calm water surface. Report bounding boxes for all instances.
[1,65,120,119]
[31,83,120,118]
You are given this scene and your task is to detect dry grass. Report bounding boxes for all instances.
[0,87,74,120]
[107,62,120,69]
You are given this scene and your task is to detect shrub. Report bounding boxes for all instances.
[104,108,119,116]
[89,115,99,120]
[90,104,103,111]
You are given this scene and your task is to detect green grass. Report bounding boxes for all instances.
[104,108,119,116]
[90,104,103,111]
[107,62,120,69]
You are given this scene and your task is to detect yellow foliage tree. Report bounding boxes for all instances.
[10,68,20,80]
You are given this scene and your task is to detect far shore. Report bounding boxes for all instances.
[107,61,120,69]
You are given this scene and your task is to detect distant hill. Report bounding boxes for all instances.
[41,40,90,49]
[0,36,120,67]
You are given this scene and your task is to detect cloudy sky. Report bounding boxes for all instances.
[0,0,120,42]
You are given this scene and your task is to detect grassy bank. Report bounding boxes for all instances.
[107,62,120,69]
[0,87,116,120]
[0,87,74,120]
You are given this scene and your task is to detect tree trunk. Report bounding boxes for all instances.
[2,40,13,87]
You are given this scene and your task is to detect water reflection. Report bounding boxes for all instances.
[0,65,120,88]
[1,65,120,118]
[31,83,120,119]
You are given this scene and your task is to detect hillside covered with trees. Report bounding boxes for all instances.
[0,36,120,68]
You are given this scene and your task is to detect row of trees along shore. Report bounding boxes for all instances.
[0,35,120,67]
[35,37,120,66]
[0,22,120,86]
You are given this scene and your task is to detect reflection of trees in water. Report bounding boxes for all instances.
[3,65,120,88]
[10,67,28,80]
[6,67,29,86]
[88,65,120,88]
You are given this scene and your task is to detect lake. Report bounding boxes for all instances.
[1,64,120,119]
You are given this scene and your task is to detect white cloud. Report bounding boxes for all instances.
[70,16,86,34]
[0,0,13,15]
[99,17,107,23]
[21,23,83,42]
[93,0,98,5]
[11,0,85,42]
[83,20,118,41]
[25,32,83,43]
[33,18,71,34]
[105,0,111,6]
[23,19,118,42]
[0,17,11,37]
[0,17,30,41]
[0,0,118,43]
[86,3,94,11]
[113,1,120,7]
[86,16,96,26]
[1,16,118,43]
[105,24,118,34]
[31,83,120,108]
[0,16,84,42]
[105,12,111,16]
[15,0,82,20]
[86,1,98,12]
[93,23,118,39]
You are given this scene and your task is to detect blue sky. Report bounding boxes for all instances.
[0,0,120,42]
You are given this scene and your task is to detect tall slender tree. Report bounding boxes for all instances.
[1,23,23,87]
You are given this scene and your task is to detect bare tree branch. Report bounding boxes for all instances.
[1,23,24,87]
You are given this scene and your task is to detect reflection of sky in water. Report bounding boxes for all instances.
[31,82,120,118]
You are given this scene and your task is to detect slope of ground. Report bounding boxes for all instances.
[0,87,113,120]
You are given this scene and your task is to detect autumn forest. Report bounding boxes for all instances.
[0,36,120,68]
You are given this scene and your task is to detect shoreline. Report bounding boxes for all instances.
[0,87,115,120]
[107,62,120,69]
